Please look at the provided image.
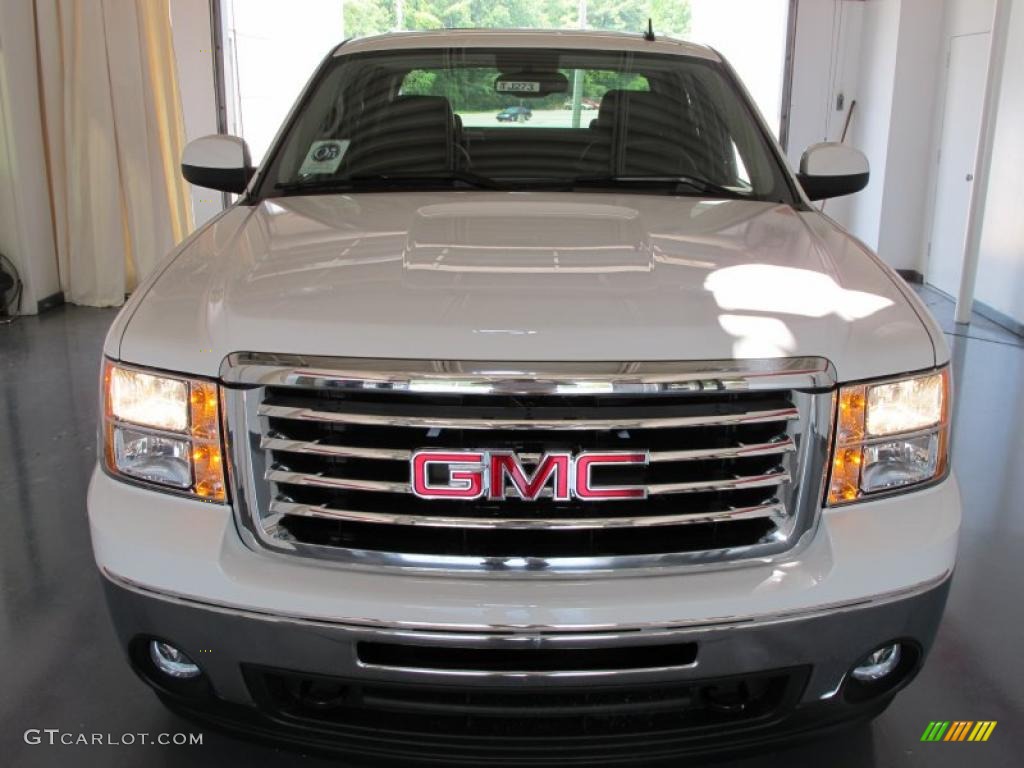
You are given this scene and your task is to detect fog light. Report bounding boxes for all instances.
[851,643,902,682]
[149,640,201,679]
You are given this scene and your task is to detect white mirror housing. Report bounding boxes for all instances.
[181,135,253,194]
[797,142,870,201]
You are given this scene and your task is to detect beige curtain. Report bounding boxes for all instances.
[33,0,193,307]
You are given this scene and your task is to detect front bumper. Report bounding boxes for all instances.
[89,468,960,761]
[103,571,950,764]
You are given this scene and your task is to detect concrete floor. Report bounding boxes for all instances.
[1,287,1022,766]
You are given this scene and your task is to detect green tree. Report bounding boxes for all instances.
[650,0,692,37]
[342,0,692,38]
[344,0,394,37]
[351,0,694,111]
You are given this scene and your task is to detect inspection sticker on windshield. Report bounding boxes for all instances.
[299,140,349,175]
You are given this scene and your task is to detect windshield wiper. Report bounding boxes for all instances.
[571,175,751,200]
[273,172,750,198]
[274,171,502,195]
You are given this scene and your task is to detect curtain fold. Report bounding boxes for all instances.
[33,0,193,307]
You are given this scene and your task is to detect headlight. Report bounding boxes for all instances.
[101,360,226,501]
[827,367,950,505]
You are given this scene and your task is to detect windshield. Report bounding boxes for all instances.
[258,47,796,203]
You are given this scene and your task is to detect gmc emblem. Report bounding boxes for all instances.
[411,450,649,501]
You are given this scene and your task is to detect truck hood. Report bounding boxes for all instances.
[117,192,936,381]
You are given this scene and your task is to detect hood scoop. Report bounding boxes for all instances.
[403,201,653,276]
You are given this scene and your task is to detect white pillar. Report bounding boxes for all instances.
[570,0,588,129]
[955,0,1013,324]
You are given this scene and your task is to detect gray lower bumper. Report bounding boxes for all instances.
[102,570,950,705]
[100,571,951,764]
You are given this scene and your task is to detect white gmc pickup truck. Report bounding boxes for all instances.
[88,29,959,763]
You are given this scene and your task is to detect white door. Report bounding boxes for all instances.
[927,33,989,296]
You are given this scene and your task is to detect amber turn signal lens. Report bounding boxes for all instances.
[189,379,225,501]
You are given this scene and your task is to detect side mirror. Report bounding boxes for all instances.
[181,135,254,194]
[797,142,869,201]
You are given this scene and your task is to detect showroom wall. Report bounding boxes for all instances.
[971,0,1024,327]
[790,0,1023,328]
[170,0,223,229]
[789,0,943,274]
[870,0,944,278]
[785,0,864,230]
[840,0,902,255]
[914,0,1024,328]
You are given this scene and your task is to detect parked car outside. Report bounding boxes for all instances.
[496,105,532,122]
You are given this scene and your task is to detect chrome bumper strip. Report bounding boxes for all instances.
[104,567,951,638]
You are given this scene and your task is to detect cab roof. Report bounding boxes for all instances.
[333,28,720,61]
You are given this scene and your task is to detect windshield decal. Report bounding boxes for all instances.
[298,139,349,176]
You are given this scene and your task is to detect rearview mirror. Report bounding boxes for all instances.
[181,135,254,194]
[494,71,569,98]
[797,142,869,200]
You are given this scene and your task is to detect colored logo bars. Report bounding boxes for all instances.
[921,721,997,742]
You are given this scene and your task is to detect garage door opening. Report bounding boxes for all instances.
[218,0,791,164]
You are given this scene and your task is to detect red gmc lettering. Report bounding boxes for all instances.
[410,450,648,501]
[574,452,649,499]
[411,451,486,499]
[488,452,571,501]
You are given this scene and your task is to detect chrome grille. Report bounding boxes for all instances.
[223,355,834,574]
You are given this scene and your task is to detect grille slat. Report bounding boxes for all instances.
[267,469,411,494]
[258,403,800,431]
[262,436,412,461]
[267,467,791,496]
[646,470,789,495]
[260,435,797,463]
[269,499,787,529]
[226,356,831,572]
